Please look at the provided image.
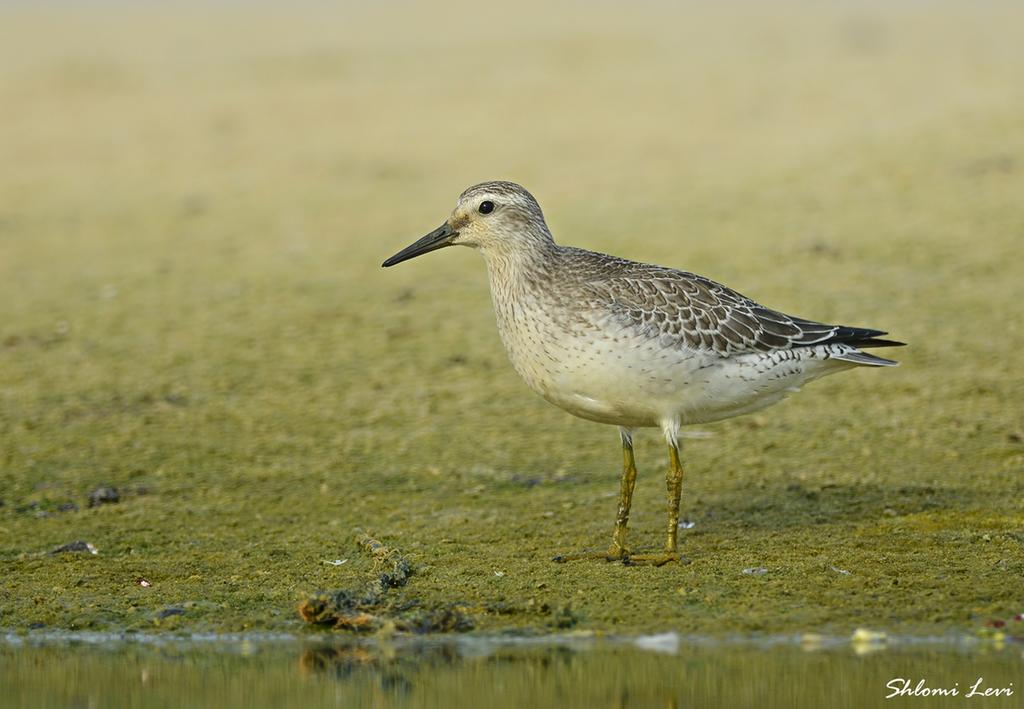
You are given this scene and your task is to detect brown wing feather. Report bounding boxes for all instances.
[572,250,890,357]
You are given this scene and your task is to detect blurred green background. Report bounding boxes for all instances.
[1,1,1022,634]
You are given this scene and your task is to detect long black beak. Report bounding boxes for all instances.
[382,223,457,267]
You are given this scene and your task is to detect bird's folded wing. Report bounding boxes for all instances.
[580,268,873,357]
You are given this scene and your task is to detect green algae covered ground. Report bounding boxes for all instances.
[1,2,1022,637]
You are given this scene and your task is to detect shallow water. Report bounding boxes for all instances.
[1,633,1021,708]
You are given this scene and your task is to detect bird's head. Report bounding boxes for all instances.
[382,181,552,267]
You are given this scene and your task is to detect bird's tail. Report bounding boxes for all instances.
[831,332,905,366]
[832,349,900,367]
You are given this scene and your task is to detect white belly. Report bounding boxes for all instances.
[492,293,848,427]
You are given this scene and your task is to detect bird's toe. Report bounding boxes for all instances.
[552,546,629,563]
[622,552,690,567]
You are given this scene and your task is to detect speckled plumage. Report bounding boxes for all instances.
[384,181,904,563]
[456,182,902,434]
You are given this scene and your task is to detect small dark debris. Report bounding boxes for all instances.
[509,474,542,488]
[50,540,98,555]
[444,354,468,366]
[358,533,413,591]
[380,563,412,590]
[806,240,842,259]
[158,607,185,619]
[394,289,415,303]
[88,486,120,507]
[163,393,188,407]
[57,502,78,513]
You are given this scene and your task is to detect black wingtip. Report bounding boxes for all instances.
[818,324,906,349]
[851,337,906,349]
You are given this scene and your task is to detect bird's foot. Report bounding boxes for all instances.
[552,545,629,563]
[622,551,690,567]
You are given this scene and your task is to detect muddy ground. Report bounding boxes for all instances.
[1,1,1022,636]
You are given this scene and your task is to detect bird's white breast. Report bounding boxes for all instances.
[489,277,696,426]
[484,256,852,429]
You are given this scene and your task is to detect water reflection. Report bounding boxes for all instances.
[1,633,1021,708]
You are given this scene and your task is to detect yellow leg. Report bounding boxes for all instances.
[553,428,636,563]
[665,442,684,552]
[611,428,638,555]
[625,439,686,567]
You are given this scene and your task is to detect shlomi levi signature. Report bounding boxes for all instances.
[886,678,1014,699]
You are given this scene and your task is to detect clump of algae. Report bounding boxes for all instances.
[299,533,474,633]
[359,533,413,594]
[298,589,382,632]
[298,533,578,634]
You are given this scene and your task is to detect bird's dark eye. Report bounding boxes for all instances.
[478,201,495,214]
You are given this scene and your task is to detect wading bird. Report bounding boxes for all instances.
[383,182,903,566]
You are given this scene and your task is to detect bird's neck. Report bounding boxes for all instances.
[480,237,561,300]
[479,235,564,388]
